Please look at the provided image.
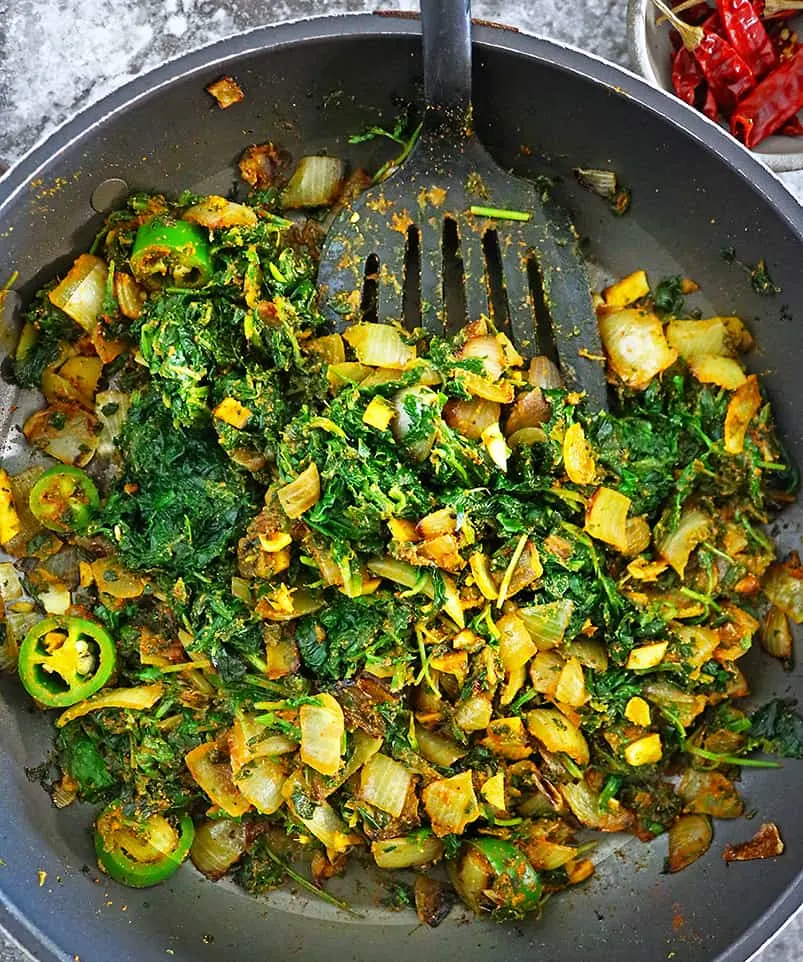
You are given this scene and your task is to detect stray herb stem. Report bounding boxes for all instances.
[469,205,531,222]
[261,846,362,917]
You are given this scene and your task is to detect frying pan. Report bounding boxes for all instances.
[0,14,801,962]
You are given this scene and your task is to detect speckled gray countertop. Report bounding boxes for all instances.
[0,2,801,960]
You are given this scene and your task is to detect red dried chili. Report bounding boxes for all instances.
[672,47,706,106]
[655,0,756,111]
[717,0,778,77]
[689,29,756,109]
[780,114,803,136]
[731,46,803,145]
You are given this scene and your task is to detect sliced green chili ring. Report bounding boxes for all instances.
[130,218,212,290]
[18,615,116,708]
[29,465,100,533]
[467,837,543,915]
[94,804,195,888]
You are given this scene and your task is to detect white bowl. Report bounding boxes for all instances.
[627,0,803,171]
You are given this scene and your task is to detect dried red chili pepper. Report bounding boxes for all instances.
[703,87,721,119]
[654,0,756,112]
[731,46,803,145]
[780,115,803,135]
[717,0,778,77]
[672,46,706,105]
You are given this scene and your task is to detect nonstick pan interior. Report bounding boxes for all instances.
[0,15,801,962]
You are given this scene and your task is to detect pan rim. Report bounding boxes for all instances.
[0,13,800,962]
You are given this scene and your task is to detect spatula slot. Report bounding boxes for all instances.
[526,255,560,368]
[402,224,421,328]
[361,253,380,323]
[481,228,508,332]
[442,215,466,333]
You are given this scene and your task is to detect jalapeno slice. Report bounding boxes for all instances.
[94,803,195,888]
[18,615,116,708]
[466,837,542,917]
[130,218,213,290]
[29,465,100,534]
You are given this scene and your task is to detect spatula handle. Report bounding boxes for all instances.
[421,0,472,125]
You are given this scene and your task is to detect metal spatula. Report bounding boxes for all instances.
[318,0,608,410]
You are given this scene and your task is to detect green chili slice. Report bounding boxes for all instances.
[18,615,116,708]
[29,465,100,533]
[467,837,543,916]
[94,804,195,888]
[130,218,212,290]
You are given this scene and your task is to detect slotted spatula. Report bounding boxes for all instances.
[318,0,608,410]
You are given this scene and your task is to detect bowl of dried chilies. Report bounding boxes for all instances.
[628,0,803,170]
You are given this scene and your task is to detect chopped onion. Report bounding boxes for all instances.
[367,555,464,627]
[391,385,441,460]
[280,156,345,209]
[456,335,506,381]
[666,316,747,359]
[482,717,532,760]
[481,422,509,472]
[563,422,596,485]
[761,605,793,660]
[687,354,747,390]
[560,779,632,831]
[504,387,551,437]
[91,557,145,600]
[643,679,707,728]
[415,725,468,767]
[497,613,537,671]
[48,254,107,332]
[762,555,802,624]
[95,390,130,459]
[459,370,514,403]
[584,486,631,553]
[598,308,678,390]
[372,834,444,870]
[300,692,345,777]
[344,323,416,370]
[183,196,257,228]
[184,740,251,817]
[23,404,100,467]
[555,656,588,708]
[56,683,163,729]
[574,167,617,199]
[421,770,480,837]
[0,562,23,602]
[453,693,493,731]
[443,397,500,440]
[528,355,563,390]
[722,822,784,862]
[623,516,652,557]
[724,375,761,455]
[284,773,358,855]
[677,770,744,819]
[518,598,574,649]
[526,708,589,765]
[666,814,712,873]
[234,757,286,814]
[567,637,609,672]
[190,818,247,880]
[359,752,412,817]
[657,506,711,577]
[529,651,565,697]
[278,462,321,519]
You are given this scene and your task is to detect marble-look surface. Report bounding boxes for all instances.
[0,1,801,960]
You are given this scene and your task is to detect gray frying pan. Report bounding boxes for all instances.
[0,13,801,962]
